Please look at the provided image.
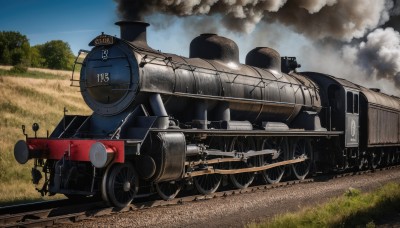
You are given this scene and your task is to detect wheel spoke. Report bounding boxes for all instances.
[261,137,287,184]
[103,163,138,208]
[194,137,226,195]
[156,181,181,200]
[194,172,222,195]
[291,139,312,180]
[229,137,255,189]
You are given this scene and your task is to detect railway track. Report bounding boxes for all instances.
[1,166,399,228]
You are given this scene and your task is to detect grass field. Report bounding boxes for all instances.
[248,183,400,227]
[0,65,72,77]
[0,66,91,205]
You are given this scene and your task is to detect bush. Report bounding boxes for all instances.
[10,64,28,74]
[0,31,30,66]
[35,40,75,70]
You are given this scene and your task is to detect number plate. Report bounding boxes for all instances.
[97,73,110,84]
[93,35,114,46]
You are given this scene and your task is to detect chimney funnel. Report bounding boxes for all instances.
[115,21,149,48]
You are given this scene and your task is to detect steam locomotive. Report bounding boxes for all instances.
[14,21,400,207]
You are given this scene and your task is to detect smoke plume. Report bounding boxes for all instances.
[343,28,400,82]
[114,0,400,93]
[115,0,389,38]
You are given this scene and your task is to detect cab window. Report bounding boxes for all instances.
[347,91,353,113]
[354,94,359,114]
[346,91,359,114]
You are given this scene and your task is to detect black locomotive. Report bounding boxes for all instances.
[14,21,400,207]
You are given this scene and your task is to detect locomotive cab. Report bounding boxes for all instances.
[302,72,361,170]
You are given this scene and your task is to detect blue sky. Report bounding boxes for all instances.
[1,0,119,53]
[0,0,309,64]
[0,0,198,56]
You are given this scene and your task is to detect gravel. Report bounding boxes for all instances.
[73,168,400,228]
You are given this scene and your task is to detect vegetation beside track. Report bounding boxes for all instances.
[0,66,90,205]
[248,182,400,228]
[0,68,69,80]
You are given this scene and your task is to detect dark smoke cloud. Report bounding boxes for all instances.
[383,0,400,31]
[114,0,308,33]
[267,0,387,41]
[114,0,390,39]
[114,0,400,93]
[343,27,400,82]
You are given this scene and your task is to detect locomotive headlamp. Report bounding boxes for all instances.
[32,123,39,132]
[89,142,115,168]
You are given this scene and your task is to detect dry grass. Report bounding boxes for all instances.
[0,181,65,206]
[0,69,90,204]
[0,66,12,70]
[0,65,72,77]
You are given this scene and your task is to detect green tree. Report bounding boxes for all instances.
[0,31,30,66]
[29,45,45,68]
[36,40,75,70]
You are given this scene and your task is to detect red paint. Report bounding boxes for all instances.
[27,138,125,163]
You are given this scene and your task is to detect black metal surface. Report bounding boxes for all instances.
[190,33,239,63]
[137,54,318,125]
[246,47,281,72]
[80,43,139,116]
[301,72,353,146]
[115,21,150,48]
[139,132,186,182]
[281,57,301,73]
[150,129,343,137]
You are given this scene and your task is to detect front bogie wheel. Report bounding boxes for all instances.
[102,162,139,208]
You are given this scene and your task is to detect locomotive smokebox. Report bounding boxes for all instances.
[115,21,150,48]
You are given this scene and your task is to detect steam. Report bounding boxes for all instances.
[115,0,390,39]
[114,0,400,93]
[268,0,388,41]
[114,0,287,33]
[343,28,400,82]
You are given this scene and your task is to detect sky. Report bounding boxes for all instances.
[1,0,119,54]
[0,0,308,64]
